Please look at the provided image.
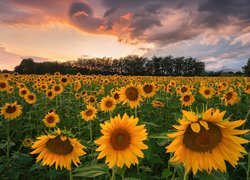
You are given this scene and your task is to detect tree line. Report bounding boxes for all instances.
[4,56,249,76]
[13,56,205,76]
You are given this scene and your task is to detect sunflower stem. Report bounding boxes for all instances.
[111,168,116,180]
[6,122,10,169]
[89,121,93,142]
[134,107,137,118]
[183,171,189,180]
[69,170,73,180]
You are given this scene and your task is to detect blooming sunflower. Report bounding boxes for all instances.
[42,111,60,127]
[199,87,213,99]
[95,113,148,168]
[31,129,86,170]
[52,84,64,95]
[166,108,249,175]
[0,102,22,120]
[0,80,8,92]
[100,96,116,112]
[112,90,121,103]
[151,100,164,108]
[141,83,156,98]
[119,84,143,109]
[46,90,55,100]
[180,93,195,107]
[24,92,37,104]
[221,90,240,106]
[80,105,97,121]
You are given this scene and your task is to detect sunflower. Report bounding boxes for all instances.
[46,90,55,100]
[24,92,37,104]
[95,113,148,168]
[0,80,8,92]
[166,108,249,175]
[80,105,97,121]
[31,129,86,170]
[0,102,22,120]
[221,90,240,106]
[119,84,143,109]
[100,96,116,112]
[60,76,69,86]
[52,84,64,95]
[141,83,156,98]
[199,87,213,99]
[244,84,250,94]
[112,90,121,103]
[86,95,96,105]
[151,100,164,108]
[180,93,195,107]
[42,111,60,127]
[177,85,190,95]
[23,138,33,148]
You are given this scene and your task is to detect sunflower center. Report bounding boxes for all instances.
[181,87,187,93]
[21,90,27,95]
[204,90,210,95]
[46,136,73,155]
[47,116,55,123]
[6,105,17,114]
[86,109,93,116]
[143,85,153,93]
[183,95,190,102]
[110,129,131,150]
[114,93,119,100]
[105,100,113,108]
[28,95,34,100]
[0,82,7,88]
[125,87,139,101]
[61,78,67,82]
[183,122,222,152]
[89,97,95,103]
[226,92,233,100]
[54,86,60,91]
[48,91,53,96]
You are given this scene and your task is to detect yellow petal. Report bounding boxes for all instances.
[200,121,209,130]
[191,123,200,133]
[182,110,198,122]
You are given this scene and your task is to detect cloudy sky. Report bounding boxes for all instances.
[0,0,250,71]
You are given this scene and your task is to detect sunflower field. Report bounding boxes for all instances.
[0,73,249,180]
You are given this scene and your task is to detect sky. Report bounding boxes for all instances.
[0,0,250,71]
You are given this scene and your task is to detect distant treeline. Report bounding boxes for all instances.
[13,56,206,76]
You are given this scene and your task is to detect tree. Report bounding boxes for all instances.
[14,58,35,74]
[242,58,250,76]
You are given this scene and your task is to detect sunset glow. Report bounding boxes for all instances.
[0,0,249,71]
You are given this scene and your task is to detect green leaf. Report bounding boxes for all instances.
[73,163,109,177]
[143,121,160,127]
[161,168,173,178]
[149,133,170,139]
[194,170,229,180]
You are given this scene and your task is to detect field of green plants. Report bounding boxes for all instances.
[0,73,249,180]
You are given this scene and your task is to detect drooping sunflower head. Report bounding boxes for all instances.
[24,92,37,104]
[0,101,22,120]
[80,105,97,121]
[42,111,60,128]
[180,93,195,107]
[95,113,148,168]
[100,96,116,112]
[166,108,249,175]
[119,84,143,109]
[31,129,86,170]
